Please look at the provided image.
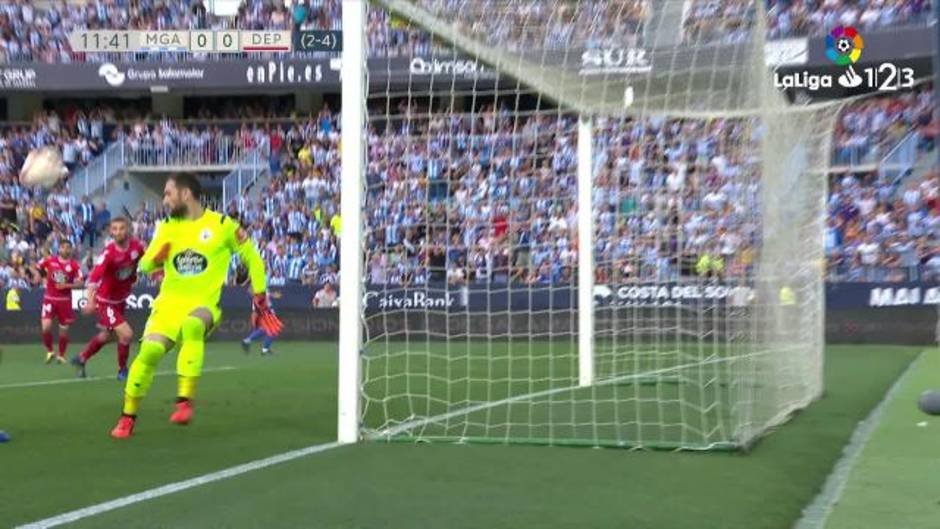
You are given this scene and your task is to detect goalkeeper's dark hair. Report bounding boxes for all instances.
[168,173,202,200]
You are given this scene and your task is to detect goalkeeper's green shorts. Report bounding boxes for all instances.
[142,303,222,343]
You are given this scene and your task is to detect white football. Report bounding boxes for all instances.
[19,147,67,189]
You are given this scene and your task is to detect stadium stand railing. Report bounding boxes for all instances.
[69,141,126,197]
[221,149,268,206]
[879,131,921,184]
[69,134,264,197]
[124,136,243,170]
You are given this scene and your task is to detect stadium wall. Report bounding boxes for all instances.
[0,283,936,345]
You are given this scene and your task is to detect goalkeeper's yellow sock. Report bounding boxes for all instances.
[177,376,197,401]
[122,396,141,416]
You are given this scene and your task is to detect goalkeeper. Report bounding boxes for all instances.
[111,173,282,439]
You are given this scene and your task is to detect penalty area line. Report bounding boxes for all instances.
[0,366,239,390]
[15,441,345,529]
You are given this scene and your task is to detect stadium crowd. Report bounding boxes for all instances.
[0,0,932,64]
[0,83,936,296]
[683,0,754,45]
[767,0,933,39]
[827,168,940,282]
[685,0,933,44]
[0,109,106,171]
[833,85,935,165]
[415,0,650,50]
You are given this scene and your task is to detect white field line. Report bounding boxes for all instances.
[17,351,771,528]
[793,350,926,529]
[15,441,345,529]
[0,366,239,390]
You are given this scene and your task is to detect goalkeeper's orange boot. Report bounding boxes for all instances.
[110,415,135,439]
[169,400,193,425]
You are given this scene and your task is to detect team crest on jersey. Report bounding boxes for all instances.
[131,251,139,260]
[65,265,72,272]
[200,228,213,242]
[173,249,208,276]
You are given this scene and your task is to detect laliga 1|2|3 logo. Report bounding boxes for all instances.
[775,26,914,93]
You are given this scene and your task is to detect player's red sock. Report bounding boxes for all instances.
[80,335,107,362]
[117,341,130,370]
[42,331,53,353]
[58,334,69,357]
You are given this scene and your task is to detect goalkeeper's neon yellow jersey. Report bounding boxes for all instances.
[140,209,264,311]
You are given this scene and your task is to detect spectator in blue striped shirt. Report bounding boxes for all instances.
[76,195,96,248]
[270,214,286,239]
[287,249,305,284]
[270,246,289,280]
[286,239,303,257]
[287,206,305,237]
[58,208,81,243]
[263,195,278,218]
[307,216,320,237]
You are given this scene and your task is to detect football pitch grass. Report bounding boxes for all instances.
[824,347,940,529]
[0,341,925,528]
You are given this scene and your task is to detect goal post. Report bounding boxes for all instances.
[577,115,594,388]
[339,0,836,449]
[337,0,367,444]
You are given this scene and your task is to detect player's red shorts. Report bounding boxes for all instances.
[41,297,75,325]
[96,300,127,330]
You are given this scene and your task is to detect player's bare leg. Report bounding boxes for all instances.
[40,317,54,364]
[113,322,134,381]
[111,333,174,439]
[171,307,214,426]
[72,330,114,379]
[56,324,70,363]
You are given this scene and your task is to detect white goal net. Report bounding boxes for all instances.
[343,0,835,449]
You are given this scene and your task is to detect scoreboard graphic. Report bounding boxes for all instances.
[68,30,341,54]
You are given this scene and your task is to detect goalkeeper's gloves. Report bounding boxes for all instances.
[253,293,283,337]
